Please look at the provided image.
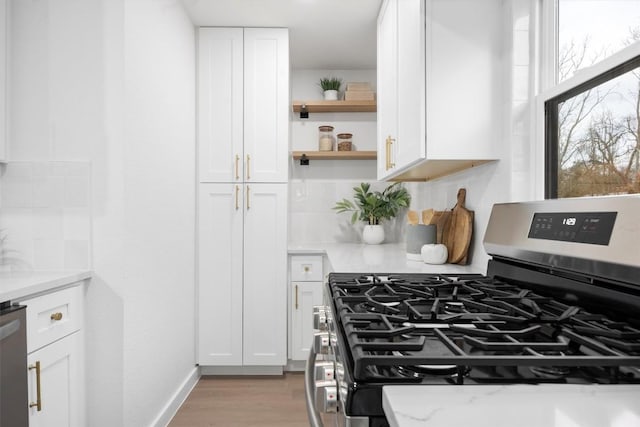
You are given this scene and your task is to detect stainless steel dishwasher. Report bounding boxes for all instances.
[0,302,28,427]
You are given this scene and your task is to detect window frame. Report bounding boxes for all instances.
[537,31,640,199]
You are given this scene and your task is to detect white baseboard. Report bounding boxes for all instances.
[150,366,200,427]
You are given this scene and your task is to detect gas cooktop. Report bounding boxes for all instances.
[329,272,640,385]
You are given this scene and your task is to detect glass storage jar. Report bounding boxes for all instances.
[337,133,353,151]
[318,125,335,151]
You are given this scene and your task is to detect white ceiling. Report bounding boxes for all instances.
[180,0,382,70]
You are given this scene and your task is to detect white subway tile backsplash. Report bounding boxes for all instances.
[0,161,91,271]
[33,239,65,270]
[64,240,90,270]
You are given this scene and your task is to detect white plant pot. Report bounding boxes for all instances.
[323,89,339,101]
[362,224,385,245]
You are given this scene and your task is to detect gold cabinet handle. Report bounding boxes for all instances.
[295,284,299,310]
[246,185,250,210]
[385,136,396,170]
[304,266,310,272]
[235,154,240,180]
[29,361,42,411]
[50,312,63,321]
[235,185,240,210]
[246,154,251,180]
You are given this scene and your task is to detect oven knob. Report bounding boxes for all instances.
[313,306,328,331]
[313,331,330,354]
[315,361,335,381]
[314,380,338,413]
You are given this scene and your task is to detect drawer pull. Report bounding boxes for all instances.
[304,266,310,273]
[29,361,42,411]
[50,312,63,321]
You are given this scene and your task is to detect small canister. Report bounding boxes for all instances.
[337,133,353,151]
[318,125,335,151]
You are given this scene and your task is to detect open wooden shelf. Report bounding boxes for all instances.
[292,100,376,113]
[292,150,377,160]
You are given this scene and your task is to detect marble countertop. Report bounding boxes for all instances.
[0,270,92,303]
[383,384,640,427]
[289,243,484,274]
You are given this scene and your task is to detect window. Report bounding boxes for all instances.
[544,0,640,198]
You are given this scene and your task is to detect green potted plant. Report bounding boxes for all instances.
[333,182,411,244]
[319,77,342,101]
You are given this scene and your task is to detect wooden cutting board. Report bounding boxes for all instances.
[443,188,473,264]
[421,209,450,244]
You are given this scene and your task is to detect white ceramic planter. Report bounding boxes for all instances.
[323,89,339,100]
[362,224,385,245]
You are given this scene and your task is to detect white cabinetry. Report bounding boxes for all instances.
[289,255,324,361]
[198,27,289,183]
[377,0,501,181]
[0,0,7,161]
[21,285,85,427]
[198,183,287,366]
[197,26,289,369]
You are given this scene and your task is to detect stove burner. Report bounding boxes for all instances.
[444,301,465,314]
[529,365,572,379]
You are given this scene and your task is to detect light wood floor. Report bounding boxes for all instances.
[169,373,309,427]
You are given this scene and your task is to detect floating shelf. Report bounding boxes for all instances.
[292,151,377,161]
[292,100,377,113]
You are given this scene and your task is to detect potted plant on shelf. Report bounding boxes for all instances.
[319,77,342,101]
[333,182,411,245]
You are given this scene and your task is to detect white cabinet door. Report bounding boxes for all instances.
[243,183,287,365]
[395,0,425,171]
[28,331,84,427]
[0,0,7,162]
[377,0,398,179]
[198,28,244,183]
[290,281,323,361]
[198,27,289,184]
[198,183,244,365]
[378,0,425,180]
[243,28,289,183]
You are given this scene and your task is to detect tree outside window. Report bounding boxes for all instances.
[549,0,640,198]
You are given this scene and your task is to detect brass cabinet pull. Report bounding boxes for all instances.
[50,312,63,321]
[235,155,240,180]
[235,185,240,210]
[385,136,396,170]
[295,284,299,310]
[304,266,310,273]
[246,154,251,180]
[29,361,42,411]
[246,185,250,210]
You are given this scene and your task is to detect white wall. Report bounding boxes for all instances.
[4,0,197,425]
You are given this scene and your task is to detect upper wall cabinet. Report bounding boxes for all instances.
[198,28,289,183]
[377,0,502,181]
[0,0,7,162]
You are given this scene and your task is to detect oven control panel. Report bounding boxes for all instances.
[528,211,617,245]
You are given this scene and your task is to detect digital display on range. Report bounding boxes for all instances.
[528,211,617,245]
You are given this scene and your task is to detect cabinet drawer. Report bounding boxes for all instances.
[290,256,323,282]
[23,285,84,353]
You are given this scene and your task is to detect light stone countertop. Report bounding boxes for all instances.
[288,243,484,275]
[0,270,92,303]
[383,384,640,427]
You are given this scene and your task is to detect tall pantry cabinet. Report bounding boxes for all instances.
[197,28,289,367]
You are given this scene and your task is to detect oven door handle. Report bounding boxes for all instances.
[305,345,324,427]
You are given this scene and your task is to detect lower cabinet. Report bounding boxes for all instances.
[290,281,323,360]
[289,255,324,361]
[20,283,86,427]
[27,331,83,427]
[198,183,288,366]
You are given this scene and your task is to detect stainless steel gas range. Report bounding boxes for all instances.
[305,195,640,427]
